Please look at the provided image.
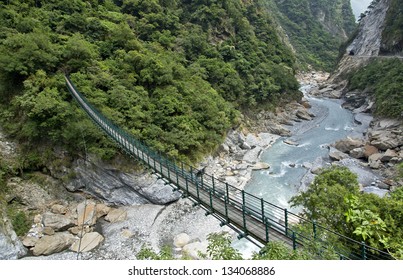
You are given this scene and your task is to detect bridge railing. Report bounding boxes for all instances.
[65,76,393,260]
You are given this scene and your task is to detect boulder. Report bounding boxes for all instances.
[380,149,398,162]
[68,225,93,237]
[105,208,127,223]
[334,137,364,153]
[77,201,97,226]
[42,227,55,236]
[363,145,379,158]
[96,204,111,219]
[368,153,383,169]
[51,204,68,215]
[329,148,349,161]
[240,141,252,150]
[42,212,74,231]
[0,216,27,259]
[251,162,270,170]
[350,147,365,159]
[369,130,401,150]
[32,232,75,256]
[266,123,291,137]
[296,109,313,121]
[173,233,191,248]
[65,159,181,206]
[242,147,263,164]
[22,236,39,248]
[70,232,104,253]
[182,241,209,260]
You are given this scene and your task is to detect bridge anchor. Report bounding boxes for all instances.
[205,211,213,216]
[237,232,248,240]
[220,221,228,227]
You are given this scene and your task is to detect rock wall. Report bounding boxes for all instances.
[62,158,181,206]
[347,0,390,56]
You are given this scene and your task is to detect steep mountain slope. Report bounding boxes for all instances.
[264,0,356,70]
[380,0,403,54]
[0,0,299,164]
[331,0,403,118]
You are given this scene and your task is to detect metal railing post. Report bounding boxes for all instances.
[242,191,247,234]
[265,217,269,243]
[261,198,265,223]
[361,242,367,260]
[284,209,289,236]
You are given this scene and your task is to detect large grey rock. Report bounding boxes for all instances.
[350,147,365,159]
[369,130,401,150]
[77,201,97,226]
[334,137,364,153]
[42,212,74,231]
[173,233,191,248]
[266,123,291,137]
[329,147,349,161]
[296,109,314,121]
[0,212,27,259]
[32,232,75,256]
[380,149,398,162]
[251,162,270,170]
[368,153,383,169]
[182,241,209,260]
[66,159,181,206]
[70,232,104,253]
[242,147,263,164]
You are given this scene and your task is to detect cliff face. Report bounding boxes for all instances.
[347,0,390,56]
[330,0,392,81]
[309,0,357,38]
[380,0,403,54]
[267,0,356,70]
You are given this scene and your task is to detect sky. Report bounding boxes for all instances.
[350,0,373,19]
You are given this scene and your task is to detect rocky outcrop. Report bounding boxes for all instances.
[70,232,104,253]
[62,158,181,206]
[42,212,74,232]
[333,137,365,153]
[20,200,117,256]
[0,209,27,259]
[347,0,390,57]
[32,232,75,256]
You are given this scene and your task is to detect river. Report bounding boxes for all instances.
[233,82,375,256]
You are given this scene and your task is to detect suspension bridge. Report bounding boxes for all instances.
[65,75,392,260]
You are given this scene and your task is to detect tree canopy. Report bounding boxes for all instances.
[0,0,300,164]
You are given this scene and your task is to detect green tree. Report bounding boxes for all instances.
[290,166,360,234]
[200,232,243,260]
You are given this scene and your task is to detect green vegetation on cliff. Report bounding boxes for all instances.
[380,0,403,54]
[265,0,356,71]
[348,59,403,118]
[0,0,299,164]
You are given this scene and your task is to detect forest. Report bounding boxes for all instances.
[265,0,356,71]
[0,0,300,165]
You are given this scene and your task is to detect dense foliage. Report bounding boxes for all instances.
[265,0,356,71]
[347,58,403,118]
[291,166,403,259]
[380,0,403,54]
[0,0,300,164]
